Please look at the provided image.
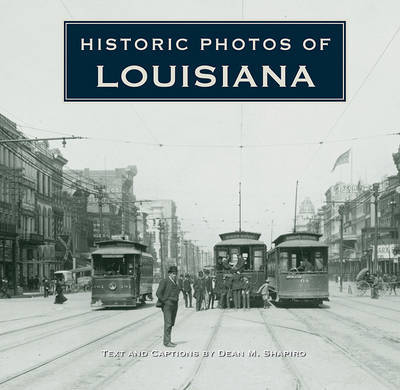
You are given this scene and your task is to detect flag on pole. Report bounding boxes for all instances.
[331,149,351,172]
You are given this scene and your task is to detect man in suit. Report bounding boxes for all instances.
[183,274,193,308]
[219,275,232,309]
[204,270,212,309]
[178,274,184,297]
[193,271,206,311]
[156,265,180,347]
[231,271,243,309]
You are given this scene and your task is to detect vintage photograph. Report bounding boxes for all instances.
[0,1,399,389]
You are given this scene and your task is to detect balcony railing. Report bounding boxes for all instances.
[0,222,17,236]
[19,233,44,243]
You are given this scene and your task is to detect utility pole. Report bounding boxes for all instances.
[338,205,345,293]
[184,240,188,274]
[159,219,165,279]
[238,182,242,232]
[373,183,380,274]
[270,219,274,247]
[293,180,299,233]
[10,167,22,296]
[95,185,105,240]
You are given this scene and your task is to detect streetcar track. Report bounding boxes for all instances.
[87,308,198,390]
[334,296,400,314]
[317,307,400,346]
[0,314,46,324]
[0,310,94,337]
[0,310,161,386]
[177,310,223,390]
[287,309,398,390]
[259,309,309,390]
[331,299,399,322]
[0,310,128,353]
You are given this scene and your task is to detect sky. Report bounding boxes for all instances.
[0,0,399,250]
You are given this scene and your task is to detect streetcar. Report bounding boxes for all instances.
[91,239,153,308]
[266,232,329,305]
[214,231,267,305]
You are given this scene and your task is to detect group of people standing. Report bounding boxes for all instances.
[156,266,271,348]
[177,270,216,311]
[176,270,271,310]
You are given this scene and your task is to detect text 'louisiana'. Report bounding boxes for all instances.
[97,65,315,88]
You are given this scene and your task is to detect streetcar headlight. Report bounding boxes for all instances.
[108,282,117,291]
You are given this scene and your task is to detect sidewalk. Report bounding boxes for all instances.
[329,281,400,299]
[329,281,357,297]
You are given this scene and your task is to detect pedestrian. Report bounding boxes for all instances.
[257,279,271,309]
[182,274,193,308]
[0,278,11,298]
[231,271,242,309]
[178,274,184,298]
[219,275,231,309]
[193,271,206,311]
[43,277,50,298]
[242,276,251,309]
[209,276,216,309]
[54,280,67,304]
[371,274,379,299]
[204,270,212,309]
[156,265,180,348]
[389,274,397,295]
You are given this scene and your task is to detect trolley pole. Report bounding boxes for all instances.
[338,205,345,293]
[373,183,380,274]
[293,180,299,233]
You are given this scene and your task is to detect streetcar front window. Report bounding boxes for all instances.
[279,251,289,271]
[277,248,327,273]
[93,258,129,276]
[290,248,327,272]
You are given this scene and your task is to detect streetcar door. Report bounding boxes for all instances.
[136,255,141,296]
[128,255,141,296]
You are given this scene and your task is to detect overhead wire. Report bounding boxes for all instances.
[301,23,400,177]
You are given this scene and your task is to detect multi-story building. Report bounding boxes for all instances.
[139,200,179,279]
[74,166,139,241]
[318,166,400,279]
[0,114,70,288]
[296,197,315,232]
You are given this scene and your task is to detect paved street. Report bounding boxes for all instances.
[1,291,399,390]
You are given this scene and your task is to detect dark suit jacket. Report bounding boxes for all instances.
[156,277,180,304]
[205,277,213,293]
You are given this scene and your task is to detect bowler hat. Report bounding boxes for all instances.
[168,266,178,274]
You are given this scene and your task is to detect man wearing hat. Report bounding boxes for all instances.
[219,275,232,309]
[257,279,271,309]
[183,274,193,308]
[156,265,180,347]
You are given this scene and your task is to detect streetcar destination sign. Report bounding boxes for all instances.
[64,21,345,102]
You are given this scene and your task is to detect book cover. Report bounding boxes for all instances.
[0,1,399,389]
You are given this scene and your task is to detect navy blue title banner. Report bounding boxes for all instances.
[64,21,345,102]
